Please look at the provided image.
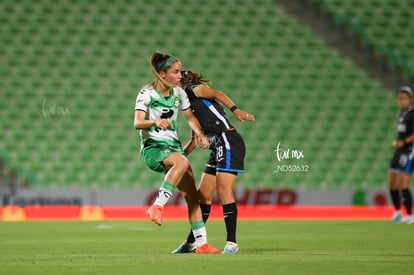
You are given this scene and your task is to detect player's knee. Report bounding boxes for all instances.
[217,184,234,201]
[176,157,190,172]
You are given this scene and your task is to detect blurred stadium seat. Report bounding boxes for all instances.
[321,0,414,72]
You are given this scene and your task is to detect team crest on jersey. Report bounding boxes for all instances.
[174,96,180,108]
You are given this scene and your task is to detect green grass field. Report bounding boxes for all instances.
[1,220,413,275]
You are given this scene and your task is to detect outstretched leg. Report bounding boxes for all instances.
[147,152,189,226]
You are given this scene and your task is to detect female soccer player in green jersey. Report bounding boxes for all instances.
[134,52,220,253]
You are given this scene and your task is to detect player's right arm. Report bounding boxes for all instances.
[133,89,172,130]
[133,110,172,130]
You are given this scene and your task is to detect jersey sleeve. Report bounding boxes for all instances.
[410,112,414,133]
[135,89,150,112]
[179,87,191,110]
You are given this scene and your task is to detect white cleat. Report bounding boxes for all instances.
[390,211,402,223]
[222,241,239,254]
[400,215,414,224]
[171,241,196,254]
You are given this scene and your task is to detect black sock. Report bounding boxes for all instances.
[200,203,211,223]
[390,189,401,210]
[186,204,211,243]
[223,202,237,243]
[402,189,412,215]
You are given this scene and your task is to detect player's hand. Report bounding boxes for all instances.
[155,119,172,130]
[392,140,405,148]
[195,134,210,149]
[233,109,255,122]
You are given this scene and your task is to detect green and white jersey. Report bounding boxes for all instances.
[135,86,190,147]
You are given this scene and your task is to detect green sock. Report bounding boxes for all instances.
[191,221,207,246]
[153,181,175,206]
[160,180,175,192]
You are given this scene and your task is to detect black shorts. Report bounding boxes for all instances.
[390,147,414,174]
[204,130,246,175]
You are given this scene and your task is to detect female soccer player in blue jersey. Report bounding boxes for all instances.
[172,70,255,254]
[134,52,220,253]
[389,86,414,224]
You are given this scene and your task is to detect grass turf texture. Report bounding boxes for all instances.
[1,220,413,275]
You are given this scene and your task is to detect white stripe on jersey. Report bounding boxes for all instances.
[202,99,231,129]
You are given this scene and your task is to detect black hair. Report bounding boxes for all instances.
[180,70,209,88]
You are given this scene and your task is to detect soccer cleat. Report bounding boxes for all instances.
[400,215,414,224]
[147,205,163,226]
[171,241,196,254]
[222,241,239,254]
[195,243,221,254]
[390,211,402,223]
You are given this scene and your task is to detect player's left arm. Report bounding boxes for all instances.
[394,115,414,148]
[183,130,197,155]
[194,85,255,122]
[403,116,414,145]
[182,108,209,149]
[405,134,414,144]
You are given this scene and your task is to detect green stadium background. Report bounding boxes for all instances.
[1,0,414,192]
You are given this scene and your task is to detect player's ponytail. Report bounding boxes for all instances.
[180,70,209,88]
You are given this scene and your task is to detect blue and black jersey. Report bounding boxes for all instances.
[397,105,414,149]
[184,83,234,135]
[390,105,414,174]
[183,82,245,174]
